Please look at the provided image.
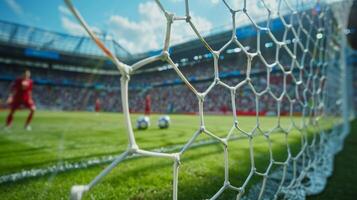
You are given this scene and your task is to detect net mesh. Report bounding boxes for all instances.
[62,0,353,199]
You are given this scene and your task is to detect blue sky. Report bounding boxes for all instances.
[0,0,293,53]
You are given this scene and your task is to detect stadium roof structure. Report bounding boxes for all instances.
[0,20,131,61]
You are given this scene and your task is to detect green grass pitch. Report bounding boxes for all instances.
[0,111,334,200]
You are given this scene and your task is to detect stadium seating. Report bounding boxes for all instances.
[0,59,299,115]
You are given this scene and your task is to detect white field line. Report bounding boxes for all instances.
[0,135,242,184]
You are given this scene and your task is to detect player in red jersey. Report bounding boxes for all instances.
[144,94,151,116]
[4,70,36,131]
[220,104,229,115]
[95,98,101,113]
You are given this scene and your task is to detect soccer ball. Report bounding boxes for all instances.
[136,116,150,130]
[158,115,170,129]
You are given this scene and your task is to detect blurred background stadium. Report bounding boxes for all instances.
[0,14,307,114]
[0,0,356,199]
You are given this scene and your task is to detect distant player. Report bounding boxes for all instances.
[4,69,36,131]
[95,98,101,113]
[145,94,151,116]
[220,104,229,115]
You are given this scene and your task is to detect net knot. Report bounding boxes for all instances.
[197,93,205,102]
[173,153,181,164]
[185,15,191,23]
[128,145,139,154]
[161,51,170,60]
[165,12,174,24]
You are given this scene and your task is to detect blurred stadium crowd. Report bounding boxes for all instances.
[0,56,311,116]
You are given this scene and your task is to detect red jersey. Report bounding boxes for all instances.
[95,99,101,112]
[145,95,151,115]
[221,105,228,114]
[12,78,33,101]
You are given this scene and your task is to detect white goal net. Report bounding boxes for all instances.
[63,0,354,199]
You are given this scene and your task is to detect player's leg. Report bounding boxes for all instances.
[145,104,151,115]
[5,100,19,128]
[24,100,36,130]
[5,107,16,128]
[145,107,150,115]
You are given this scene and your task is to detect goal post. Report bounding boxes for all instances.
[64,0,354,199]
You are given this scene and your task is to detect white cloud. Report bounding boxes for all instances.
[5,0,23,16]
[60,16,87,36]
[108,1,213,53]
[59,4,86,36]
[58,5,72,16]
[170,14,213,44]
[59,5,101,36]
